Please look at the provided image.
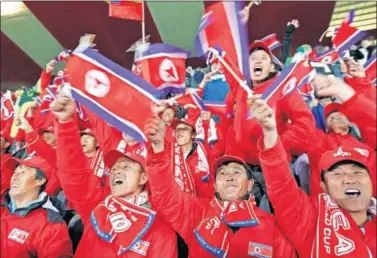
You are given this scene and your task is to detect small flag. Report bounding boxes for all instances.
[261,61,315,107]
[309,48,340,65]
[257,33,281,51]
[133,43,190,97]
[364,53,376,86]
[66,45,160,142]
[109,1,143,21]
[168,92,206,111]
[194,1,251,84]
[332,11,367,56]
[36,85,59,115]
[203,100,227,117]
[55,49,72,62]
[248,242,272,258]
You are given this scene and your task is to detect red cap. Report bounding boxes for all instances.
[248,41,273,56]
[171,117,196,132]
[324,102,342,118]
[319,147,370,172]
[80,128,95,138]
[4,156,53,180]
[103,150,146,172]
[213,155,248,177]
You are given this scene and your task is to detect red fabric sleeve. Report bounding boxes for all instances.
[37,222,73,258]
[341,93,376,149]
[81,106,120,152]
[278,91,315,154]
[38,70,52,93]
[146,144,205,244]
[25,131,57,166]
[344,76,376,103]
[55,119,107,224]
[258,137,317,255]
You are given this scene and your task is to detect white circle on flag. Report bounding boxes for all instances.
[85,70,110,98]
[159,59,179,83]
[283,77,297,95]
[321,56,333,64]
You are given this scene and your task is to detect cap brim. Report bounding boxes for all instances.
[213,155,247,174]
[171,119,195,131]
[324,103,342,118]
[321,158,368,172]
[103,150,146,171]
[248,41,273,56]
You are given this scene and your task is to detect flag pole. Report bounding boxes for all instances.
[142,1,146,44]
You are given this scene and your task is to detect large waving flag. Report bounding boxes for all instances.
[66,45,160,142]
[109,0,143,21]
[364,53,376,86]
[332,10,367,56]
[195,1,251,83]
[133,43,190,97]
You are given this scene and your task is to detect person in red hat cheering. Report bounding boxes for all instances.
[1,156,73,258]
[251,80,376,258]
[143,105,296,258]
[169,108,215,199]
[50,96,177,258]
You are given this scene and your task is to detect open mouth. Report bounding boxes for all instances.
[11,181,19,188]
[254,66,263,76]
[345,189,361,198]
[113,178,124,187]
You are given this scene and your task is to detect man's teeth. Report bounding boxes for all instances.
[345,189,361,197]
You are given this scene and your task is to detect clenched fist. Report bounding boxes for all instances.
[50,96,76,123]
[144,117,166,153]
[311,74,355,103]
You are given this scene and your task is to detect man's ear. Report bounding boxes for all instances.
[320,181,327,193]
[248,179,254,192]
[269,62,275,73]
[36,177,47,188]
[139,172,149,186]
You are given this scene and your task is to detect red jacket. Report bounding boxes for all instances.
[226,76,315,165]
[1,192,72,258]
[259,138,376,258]
[340,93,376,150]
[84,107,146,156]
[146,146,296,258]
[345,76,376,103]
[55,119,177,258]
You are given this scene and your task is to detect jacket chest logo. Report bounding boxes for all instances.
[8,228,30,244]
[248,242,272,257]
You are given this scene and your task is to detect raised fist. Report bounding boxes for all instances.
[50,96,76,123]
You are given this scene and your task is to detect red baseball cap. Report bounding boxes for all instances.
[103,150,146,172]
[319,147,370,172]
[80,128,95,138]
[171,117,196,132]
[4,156,53,180]
[248,41,273,57]
[324,102,342,118]
[213,155,252,179]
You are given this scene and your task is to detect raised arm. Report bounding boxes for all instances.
[313,74,376,149]
[144,109,205,243]
[81,106,120,153]
[51,97,107,223]
[249,96,317,253]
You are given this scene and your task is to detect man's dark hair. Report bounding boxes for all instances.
[216,160,254,180]
[320,160,368,182]
[35,168,47,193]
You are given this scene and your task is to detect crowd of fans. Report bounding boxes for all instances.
[1,3,376,258]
